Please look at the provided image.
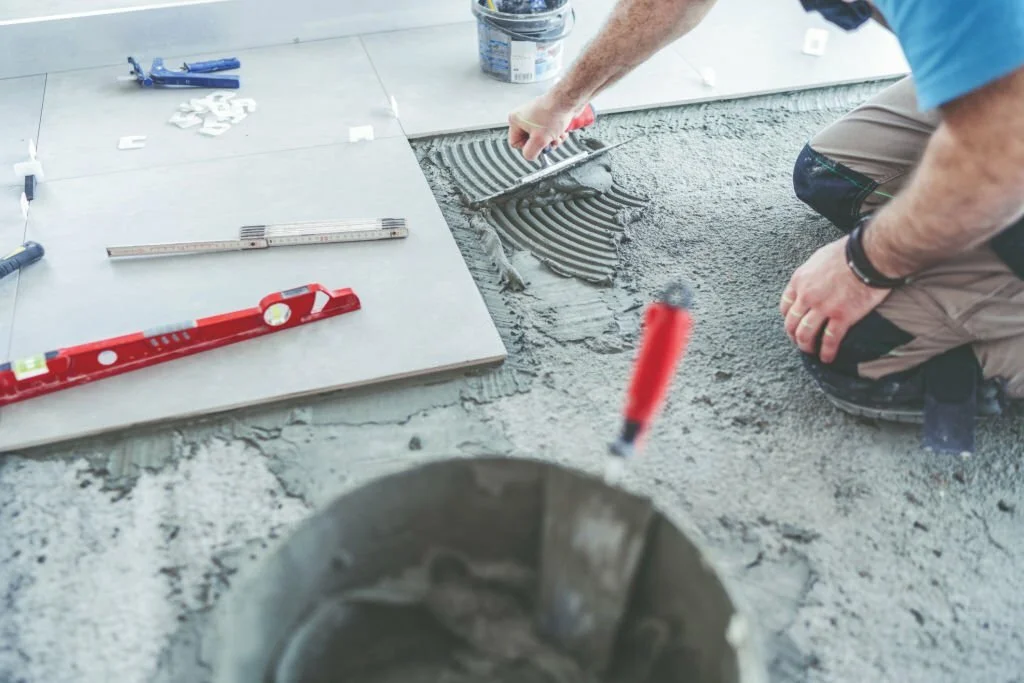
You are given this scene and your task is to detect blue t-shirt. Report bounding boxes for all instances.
[803,0,1024,111]
[873,0,1024,110]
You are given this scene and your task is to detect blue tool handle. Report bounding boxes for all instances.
[184,58,240,72]
[0,241,44,280]
[166,74,241,89]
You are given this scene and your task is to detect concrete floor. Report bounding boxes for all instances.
[2,82,1023,683]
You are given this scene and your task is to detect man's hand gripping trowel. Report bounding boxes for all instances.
[537,282,695,676]
[472,104,634,208]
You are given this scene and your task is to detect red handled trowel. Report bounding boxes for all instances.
[471,104,635,207]
[536,282,695,674]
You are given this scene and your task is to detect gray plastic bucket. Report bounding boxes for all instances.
[472,0,576,83]
[210,457,768,683]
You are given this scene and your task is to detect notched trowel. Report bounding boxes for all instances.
[470,138,636,209]
[537,282,695,675]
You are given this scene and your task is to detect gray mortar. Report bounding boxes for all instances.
[2,81,1024,683]
[432,134,646,284]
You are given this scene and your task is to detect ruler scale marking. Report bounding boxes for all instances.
[107,218,408,259]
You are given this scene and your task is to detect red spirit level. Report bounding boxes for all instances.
[0,283,360,407]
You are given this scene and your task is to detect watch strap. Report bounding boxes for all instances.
[846,216,909,289]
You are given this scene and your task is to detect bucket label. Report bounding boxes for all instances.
[510,40,536,83]
[476,18,566,84]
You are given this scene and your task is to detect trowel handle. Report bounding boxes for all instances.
[611,282,694,458]
[566,103,596,131]
[542,104,596,157]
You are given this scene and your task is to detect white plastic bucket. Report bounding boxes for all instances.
[472,0,576,84]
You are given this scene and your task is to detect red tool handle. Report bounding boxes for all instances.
[567,103,596,132]
[541,104,596,158]
[610,282,694,458]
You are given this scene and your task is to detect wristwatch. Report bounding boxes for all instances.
[846,215,909,288]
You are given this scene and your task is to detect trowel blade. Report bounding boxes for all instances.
[470,138,637,207]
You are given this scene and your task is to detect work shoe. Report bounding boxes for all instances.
[800,353,1008,424]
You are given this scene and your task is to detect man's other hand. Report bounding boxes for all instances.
[779,236,892,364]
[508,95,578,161]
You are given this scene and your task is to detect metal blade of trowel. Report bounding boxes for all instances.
[469,138,637,208]
[537,282,695,674]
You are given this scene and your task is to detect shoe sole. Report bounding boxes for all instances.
[824,393,1008,424]
[824,394,925,424]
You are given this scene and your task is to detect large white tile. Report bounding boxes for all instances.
[0,75,39,359]
[1,0,183,21]
[0,137,506,451]
[37,37,404,181]
[361,0,699,137]
[0,0,474,80]
[364,0,908,138]
[0,75,44,189]
[671,0,909,101]
[0,212,27,362]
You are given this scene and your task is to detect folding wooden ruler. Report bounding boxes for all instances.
[106,218,408,258]
[0,284,360,406]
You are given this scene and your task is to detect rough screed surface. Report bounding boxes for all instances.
[1,82,1023,683]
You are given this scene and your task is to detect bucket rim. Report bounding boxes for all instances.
[471,0,572,21]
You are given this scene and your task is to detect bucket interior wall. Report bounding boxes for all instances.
[210,458,762,683]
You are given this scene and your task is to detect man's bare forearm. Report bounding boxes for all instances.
[548,0,717,111]
[864,67,1024,278]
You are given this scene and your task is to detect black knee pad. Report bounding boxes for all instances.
[792,144,879,233]
[828,311,915,376]
[990,214,1024,280]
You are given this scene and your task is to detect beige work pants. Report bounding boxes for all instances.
[795,76,1024,398]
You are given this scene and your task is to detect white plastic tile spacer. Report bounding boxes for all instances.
[349,125,375,143]
[232,98,257,113]
[208,91,236,102]
[390,95,400,119]
[20,192,29,220]
[189,98,211,113]
[803,28,830,56]
[169,112,203,128]
[699,66,717,88]
[13,138,45,181]
[200,121,231,136]
[118,135,147,150]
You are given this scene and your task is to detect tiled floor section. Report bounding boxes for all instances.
[2,0,194,21]
[0,138,506,450]
[38,38,404,181]
[0,214,25,363]
[0,2,911,448]
[364,0,909,138]
[672,0,909,101]
[362,0,709,137]
[0,75,44,185]
[0,75,43,362]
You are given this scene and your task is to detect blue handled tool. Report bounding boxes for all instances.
[0,241,44,281]
[182,58,240,73]
[126,56,241,89]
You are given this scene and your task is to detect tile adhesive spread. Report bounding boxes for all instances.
[438,133,648,285]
